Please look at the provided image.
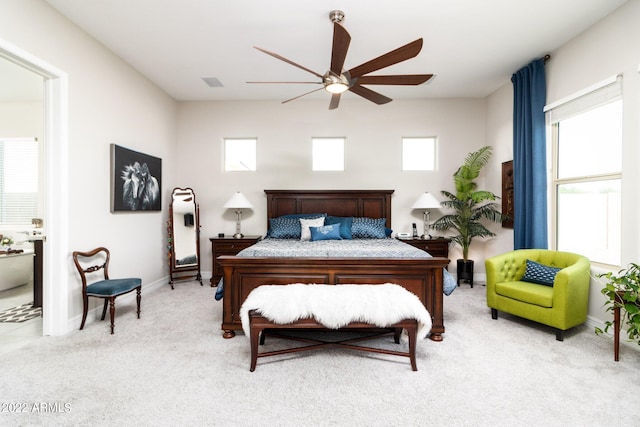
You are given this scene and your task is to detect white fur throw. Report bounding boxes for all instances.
[240,283,432,339]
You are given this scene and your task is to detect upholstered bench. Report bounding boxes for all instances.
[239,283,433,371]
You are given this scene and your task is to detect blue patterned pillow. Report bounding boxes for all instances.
[325,216,353,239]
[266,213,326,237]
[351,217,387,239]
[268,217,301,239]
[521,259,561,286]
[310,223,342,241]
[268,214,326,238]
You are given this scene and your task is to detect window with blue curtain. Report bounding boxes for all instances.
[545,75,622,265]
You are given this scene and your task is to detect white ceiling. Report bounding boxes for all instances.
[10,1,631,104]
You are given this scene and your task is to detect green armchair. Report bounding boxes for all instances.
[485,249,590,341]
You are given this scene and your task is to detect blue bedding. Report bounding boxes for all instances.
[215,238,457,300]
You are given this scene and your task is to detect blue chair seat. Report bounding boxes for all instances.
[86,278,142,297]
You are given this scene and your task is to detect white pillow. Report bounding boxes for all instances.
[299,217,325,241]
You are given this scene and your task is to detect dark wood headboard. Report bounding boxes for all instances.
[265,190,393,229]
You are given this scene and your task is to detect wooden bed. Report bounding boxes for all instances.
[218,189,449,341]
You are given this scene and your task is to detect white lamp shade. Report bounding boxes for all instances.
[223,192,253,209]
[411,192,441,209]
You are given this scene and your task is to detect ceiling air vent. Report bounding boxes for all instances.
[202,77,223,87]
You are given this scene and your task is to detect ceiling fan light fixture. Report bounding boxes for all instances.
[325,82,348,94]
[323,72,349,94]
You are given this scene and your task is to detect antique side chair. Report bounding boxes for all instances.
[72,247,142,334]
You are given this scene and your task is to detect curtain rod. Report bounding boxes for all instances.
[543,54,551,64]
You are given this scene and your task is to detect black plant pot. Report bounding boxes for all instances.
[457,259,474,288]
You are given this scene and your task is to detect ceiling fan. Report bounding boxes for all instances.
[248,10,434,110]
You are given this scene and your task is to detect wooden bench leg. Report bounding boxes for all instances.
[250,324,262,372]
[406,323,417,371]
[393,327,402,344]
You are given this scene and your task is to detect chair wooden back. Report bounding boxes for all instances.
[72,247,111,289]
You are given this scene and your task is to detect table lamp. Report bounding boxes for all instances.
[411,192,441,239]
[223,192,253,238]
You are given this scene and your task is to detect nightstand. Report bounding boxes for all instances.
[210,235,261,286]
[398,237,451,260]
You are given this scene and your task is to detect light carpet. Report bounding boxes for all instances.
[0,281,638,427]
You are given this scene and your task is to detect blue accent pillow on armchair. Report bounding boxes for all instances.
[522,259,561,286]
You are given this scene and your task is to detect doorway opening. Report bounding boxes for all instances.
[0,39,69,338]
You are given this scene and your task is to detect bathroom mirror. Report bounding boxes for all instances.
[168,187,202,288]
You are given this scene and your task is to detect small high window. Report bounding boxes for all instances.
[312,137,344,171]
[402,137,436,171]
[224,138,256,171]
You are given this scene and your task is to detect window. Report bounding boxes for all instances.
[547,76,622,265]
[402,137,436,171]
[224,138,256,171]
[0,137,39,224]
[312,137,344,171]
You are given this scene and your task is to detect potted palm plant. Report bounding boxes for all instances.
[431,146,506,286]
[595,263,640,357]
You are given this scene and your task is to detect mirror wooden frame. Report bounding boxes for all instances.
[168,187,202,288]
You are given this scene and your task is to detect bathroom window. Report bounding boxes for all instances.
[0,137,39,224]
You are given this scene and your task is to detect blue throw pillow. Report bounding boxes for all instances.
[266,213,326,237]
[351,217,387,239]
[268,217,301,239]
[310,223,343,241]
[325,216,353,239]
[521,259,561,286]
[267,214,327,239]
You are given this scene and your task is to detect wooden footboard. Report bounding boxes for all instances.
[218,256,449,341]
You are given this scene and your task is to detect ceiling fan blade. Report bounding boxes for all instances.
[330,23,351,75]
[348,39,424,78]
[329,93,341,110]
[356,74,434,86]
[247,81,322,84]
[348,84,392,105]
[281,87,325,104]
[254,46,324,79]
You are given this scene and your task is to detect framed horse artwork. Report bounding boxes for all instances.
[110,144,162,212]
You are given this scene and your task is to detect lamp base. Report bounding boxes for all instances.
[232,233,244,239]
[419,234,432,240]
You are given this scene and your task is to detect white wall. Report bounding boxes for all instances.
[0,0,178,333]
[485,0,640,325]
[0,102,43,137]
[484,83,515,259]
[176,97,488,269]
